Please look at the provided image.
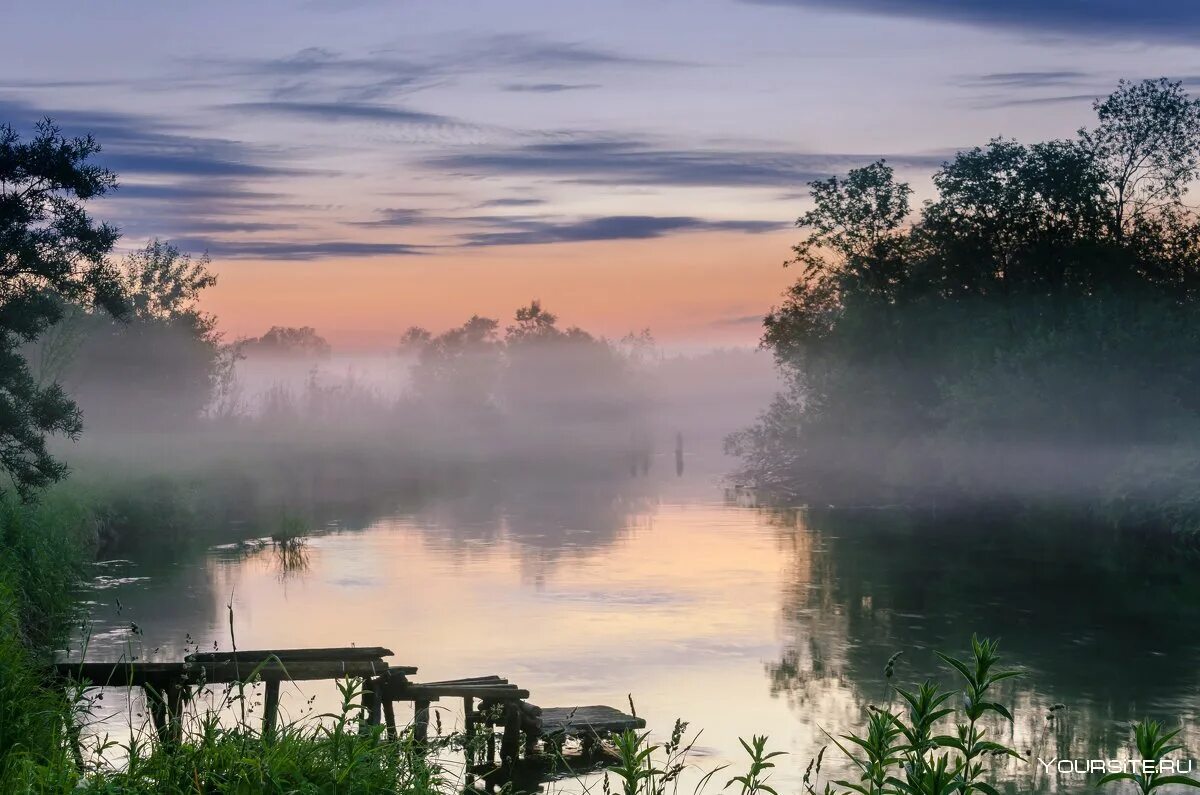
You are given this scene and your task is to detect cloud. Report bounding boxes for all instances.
[741,0,1200,43]
[501,82,602,93]
[203,47,435,103]
[431,136,948,188]
[459,215,786,246]
[228,101,459,125]
[350,208,430,227]
[0,97,300,180]
[0,96,327,248]
[972,93,1100,109]
[197,35,683,108]
[164,238,428,260]
[467,33,690,69]
[477,197,546,208]
[709,314,766,328]
[964,71,1090,88]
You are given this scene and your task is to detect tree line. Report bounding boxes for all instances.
[729,78,1200,518]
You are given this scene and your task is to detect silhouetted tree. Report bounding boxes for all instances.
[56,240,224,430]
[732,78,1200,512]
[241,325,331,358]
[0,120,124,496]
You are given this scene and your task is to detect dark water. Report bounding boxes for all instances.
[76,468,1200,792]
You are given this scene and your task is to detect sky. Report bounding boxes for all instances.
[4,0,1199,350]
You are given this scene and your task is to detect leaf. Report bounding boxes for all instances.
[935,652,976,686]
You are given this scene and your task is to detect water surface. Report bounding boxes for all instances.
[78,470,1200,792]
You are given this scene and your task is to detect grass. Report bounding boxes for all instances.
[0,495,93,792]
[76,678,455,794]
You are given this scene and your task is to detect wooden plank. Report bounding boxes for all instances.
[55,659,394,687]
[186,646,395,662]
[536,706,646,738]
[55,662,185,687]
[189,660,391,683]
[418,675,508,686]
[402,685,529,700]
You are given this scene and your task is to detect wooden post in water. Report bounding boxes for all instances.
[262,680,280,738]
[382,696,397,742]
[167,682,185,745]
[500,701,521,766]
[675,431,684,477]
[413,700,430,746]
[358,677,382,736]
[146,682,169,746]
[463,697,476,767]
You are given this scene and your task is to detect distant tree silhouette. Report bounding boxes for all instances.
[59,240,226,429]
[241,325,331,358]
[731,78,1200,513]
[0,120,125,496]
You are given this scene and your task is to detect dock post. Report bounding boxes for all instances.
[358,677,381,737]
[262,679,280,738]
[166,682,184,745]
[413,700,430,746]
[146,683,168,745]
[500,701,521,766]
[463,697,476,766]
[382,697,397,742]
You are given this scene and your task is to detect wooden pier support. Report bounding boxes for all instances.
[262,680,280,738]
[500,701,522,765]
[413,700,431,745]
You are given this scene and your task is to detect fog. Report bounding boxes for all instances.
[43,312,783,503]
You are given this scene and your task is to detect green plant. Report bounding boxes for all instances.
[825,636,1021,795]
[725,735,786,795]
[1097,720,1200,793]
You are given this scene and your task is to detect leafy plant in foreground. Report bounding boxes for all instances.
[1097,720,1200,793]
[822,635,1021,795]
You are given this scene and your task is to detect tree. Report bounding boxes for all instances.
[59,240,224,430]
[733,79,1200,510]
[1080,78,1200,239]
[241,325,331,358]
[0,120,124,497]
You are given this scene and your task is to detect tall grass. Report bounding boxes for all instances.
[0,494,93,791]
[77,678,455,794]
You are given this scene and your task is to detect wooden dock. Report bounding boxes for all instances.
[53,646,645,770]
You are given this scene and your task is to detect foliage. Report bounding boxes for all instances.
[0,119,125,496]
[240,325,332,358]
[731,79,1200,515]
[402,301,653,450]
[75,677,454,795]
[1096,720,1200,793]
[49,239,226,431]
[801,636,1021,795]
[0,495,92,791]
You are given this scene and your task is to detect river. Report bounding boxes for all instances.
[75,461,1200,793]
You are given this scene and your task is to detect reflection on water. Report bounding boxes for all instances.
[77,476,1200,793]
